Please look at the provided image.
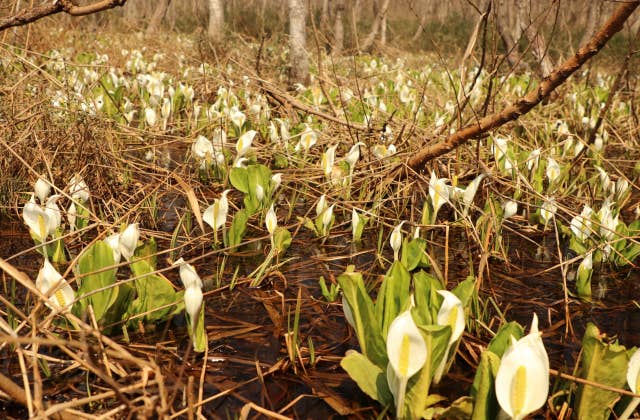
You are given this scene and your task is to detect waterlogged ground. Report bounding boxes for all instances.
[1,27,640,418]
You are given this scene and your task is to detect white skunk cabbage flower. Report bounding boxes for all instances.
[23,195,51,242]
[34,178,51,204]
[271,173,282,191]
[540,198,557,226]
[254,183,265,202]
[351,208,360,241]
[36,259,75,311]
[174,258,203,340]
[316,194,327,218]
[433,290,465,383]
[386,311,427,419]
[495,313,549,420]
[192,135,214,162]
[546,158,561,184]
[296,124,317,152]
[345,142,365,169]
[145,107,157,127]
[265,204,278,236]
[429,171,449,222]
[203,190,231,232]
[322,204,335,235]
[235,130,256,161]
[105,233,122,264]
[627,347,640,394]
[461,174,486,217]
[230,107,246,129]
[321,144,338,179]
[390,221,405,261]
[570,205,593,241]
[503,200,518,220]
[68,174,90,203]
[119,223,140,261]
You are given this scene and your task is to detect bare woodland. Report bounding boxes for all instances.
[2,0,640,418]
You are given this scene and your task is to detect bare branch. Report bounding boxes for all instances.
[403,0,640,175]
[0,0,127,32]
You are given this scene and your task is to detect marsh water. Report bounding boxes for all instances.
[2,212,640,418]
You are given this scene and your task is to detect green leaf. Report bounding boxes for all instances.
[129,250,180,323]
[452,276,475,307]
[470,350,502,420]
[229,167,249,193]
[574,323,632,420]
[435,396,473,419]
[193,302,207,353]
[576,262,593,299]
[405,323,451,419]
[75,241,117,323]
[487,321,524,357]
[412,271,443,326]
[375,261,412,338]
[340,351,393,406]
[337,269,388,368]
[273,227,292,255]
[401,238,429,271]
[225,209,249,249]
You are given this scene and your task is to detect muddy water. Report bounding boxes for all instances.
[2,218,640,416]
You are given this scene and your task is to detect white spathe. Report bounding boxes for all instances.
[386,310,428,418]
[173,258,204,340]
[23,195,51,242]
[390,221,405,261]
[119,223,140,261]
[34,178,51,204]
[433,290,465,383]
[265,204,278,236]
[495,313,549,420]
[36,259,75,311]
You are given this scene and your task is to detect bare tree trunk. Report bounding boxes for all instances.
[360,0,389,51]
[333,0,345,53]
[494,0,523,70]
[351,0,361,51]
[289,0,309,86]
[146,0,171,33]
[320,0,329,31]
[208,0,224,43]
[516,0,554,77]
[380,10,387,45]
[579,1,603,46]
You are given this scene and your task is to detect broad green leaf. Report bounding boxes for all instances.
[229,167,249,193]
[470,350,502,420]
[401,238,429,271]
[452,276,475,307]
[130,256,180,323]
[435,396,473,420]
[413,270,443,326]
[405,323,450,419]
[574,323,632,420]
[337,269,387,368]
[193,302,207,353]
[375,261,412,338]
[273,227,292,254]
[486,321,524,357]
[225,209,249,249]
[75,241,117,323]
[340,351,393,406]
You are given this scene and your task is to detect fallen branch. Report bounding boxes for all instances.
[0,0,127,32]
[403,0,639,176]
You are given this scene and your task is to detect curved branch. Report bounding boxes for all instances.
[403,0,639,175]
[0,0,127,32]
